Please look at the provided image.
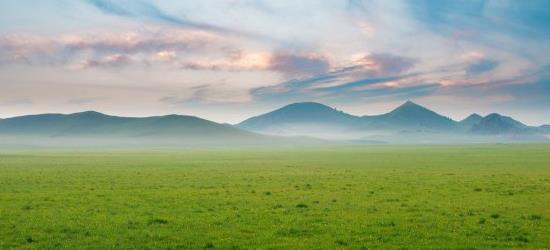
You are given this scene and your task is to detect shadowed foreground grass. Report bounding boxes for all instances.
[1,145,549,249]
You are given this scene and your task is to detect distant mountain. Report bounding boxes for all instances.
[470,113,531,135]
[363,101,458,131]
[237,102,361,139]
[239,102,357,129]
[236,101,548,143]
[460,113,483,129]
[239,101,459,136]
[0,111,300,146]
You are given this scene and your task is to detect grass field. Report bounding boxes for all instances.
[1,145,549,249]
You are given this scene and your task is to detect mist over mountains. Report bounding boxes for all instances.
[0,101,548,147]
[237,101,549,143]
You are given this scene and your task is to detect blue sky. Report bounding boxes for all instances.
[0,0,549,124]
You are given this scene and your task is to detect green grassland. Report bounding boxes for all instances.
[1,145,549,249]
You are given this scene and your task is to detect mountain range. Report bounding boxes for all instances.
[1,101,548,146]
[0,111,307,147]
[237,101,549,143]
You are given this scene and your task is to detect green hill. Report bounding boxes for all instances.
[0,111,290,146]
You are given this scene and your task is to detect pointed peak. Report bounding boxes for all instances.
[468,113,482,118]
[391,100,429,112]
[400,100,417,106]
[396,100,426,109]
[462,113,483,121]
[460,113,483,125]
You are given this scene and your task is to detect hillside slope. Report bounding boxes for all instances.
[471,113,531,135]
[0,111,296,146]
[362,101,459,131]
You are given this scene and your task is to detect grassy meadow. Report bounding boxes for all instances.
[0,145,549,249]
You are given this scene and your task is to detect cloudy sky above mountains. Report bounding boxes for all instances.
[1,0,549,124]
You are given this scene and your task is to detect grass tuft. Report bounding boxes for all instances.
[148,218,168,225]
[296,203,309,208]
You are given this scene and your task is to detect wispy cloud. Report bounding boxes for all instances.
[77,54,132,70]
[352,53,418,76]
[86,0,267,40]
[251,52,430,103]
[407,0,550,39]
[0,30,328,76]
[0,30,216,67]
[159,84,252,105]
[466,58,499,75]
[87,0,224,32]
[268,51,330,77]
[252,72,440,104]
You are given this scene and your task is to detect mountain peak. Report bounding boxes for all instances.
[268,102,346,116]
[237,102,356,130]
[281,102,333,110]
[485,113,502,119]
[390,100,431,114]
[379,100,457,130]
[471,113,528,134]
[460,113,483,129]
[461,113,483,123]
[403,100,417,106]
[396,100,421,109]
[466,113,482,119]
[71,110,106,116]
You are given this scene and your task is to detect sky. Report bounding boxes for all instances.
[0,0,549,125]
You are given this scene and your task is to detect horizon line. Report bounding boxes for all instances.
[1,101,548,127]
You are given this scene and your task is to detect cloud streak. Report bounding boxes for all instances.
[0,30,216,67]
[88,0,226,32]
[87,0,268,41]
[466,58,499,75]
[159,84,253,104]
[251,52,432,103]
[0,31,327,77]
[268,52,330,77]
[353,53,418,76]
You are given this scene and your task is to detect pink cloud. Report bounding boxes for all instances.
[268,52,330,77]
[0,29,220,67]
[352,53,418,76]
[75,54,132,70]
